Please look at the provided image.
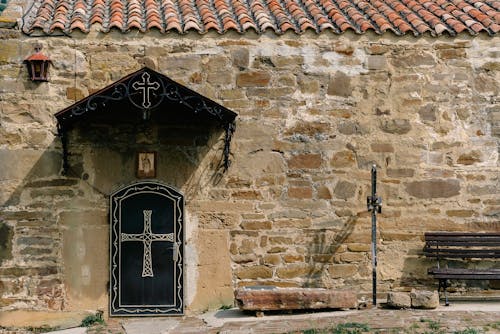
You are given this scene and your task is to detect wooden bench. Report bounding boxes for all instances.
[423,232,500,305]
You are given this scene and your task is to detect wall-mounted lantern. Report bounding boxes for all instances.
[24,44,52,82]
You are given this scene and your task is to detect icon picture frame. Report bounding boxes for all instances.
[137,151,157,179]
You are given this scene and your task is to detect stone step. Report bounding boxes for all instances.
[234,287,358,312]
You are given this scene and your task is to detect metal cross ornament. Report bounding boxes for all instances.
[132,72,160,109]
[121,210,174,277]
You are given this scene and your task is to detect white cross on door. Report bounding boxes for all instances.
[121,210,174,277]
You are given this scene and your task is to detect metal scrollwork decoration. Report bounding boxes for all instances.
[56,68,237,175]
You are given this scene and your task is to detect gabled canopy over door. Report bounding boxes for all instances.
[54,66,237,173]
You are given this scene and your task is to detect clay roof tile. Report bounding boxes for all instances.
[21,0,498,36]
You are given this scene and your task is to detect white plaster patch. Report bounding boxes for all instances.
[469,39,500,70]
[184,210,199,308]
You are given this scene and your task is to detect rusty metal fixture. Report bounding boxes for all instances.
[367,164,382,306]
[24,44,52,82]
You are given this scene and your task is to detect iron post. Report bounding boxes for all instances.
[367,164,382,306]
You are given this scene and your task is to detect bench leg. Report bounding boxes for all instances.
[438,279,449,306]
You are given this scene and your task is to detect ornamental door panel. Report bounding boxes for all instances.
[110,182,184,316]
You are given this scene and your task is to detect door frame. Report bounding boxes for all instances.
[109,181,184,316]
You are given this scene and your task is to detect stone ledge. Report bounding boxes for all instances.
[0,310,92,328]
[235,287,358,311]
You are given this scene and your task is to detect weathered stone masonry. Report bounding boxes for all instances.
[0,24,499,314]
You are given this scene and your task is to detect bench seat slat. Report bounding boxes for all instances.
[425,239,500,244]
[423,248,500,253]
[428,268,500,275]
[425,233,500,237]
[425,241,500,246]
[431,274,500,279]
[428,268,500,280]
[424,251,500,258]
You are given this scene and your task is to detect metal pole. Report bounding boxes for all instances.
[367,164,382,307]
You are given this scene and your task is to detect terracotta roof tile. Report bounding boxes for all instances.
[21,0,498,36]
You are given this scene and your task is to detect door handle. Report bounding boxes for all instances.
[173,242,179,262]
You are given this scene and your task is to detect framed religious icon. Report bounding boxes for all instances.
[137,152,157,178]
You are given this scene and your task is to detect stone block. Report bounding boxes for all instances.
[380,119,411,134]
[232,254,258,264]
[347,243,370,252]
[457,151,482,165]
[276,264,318,278]
[0,128,22,145]
[279,73,297,86]
[236,266,273,279]
[338,121,365,135]
[288,153,322,169]
[0,222,13,263]
[207,71,234,85]
[0,40,19,65]
[236,71,271,87]
[285,121,330,137]
[386,292,411,309]
[231,190,263,200]
[371,143,394,153]
[263,254,281,265]
[198,212,238,229]
[333,181,357,200]
[365,44,390,55]
[328,264,357,278]
[231,48,249,69]
[484,206,500,217]
[241,221,272,230]
[246,86,295,98]
[467,185,498,196]
[437,48,466,59]
[0,150,61,182]
[159,55,202,72]
[0,28,21,39]
[312,254,334,263]
[419,104,437,122]
[405,179,460,198]
[327,71,351,97]
[267,246,287,254]
[0,78,23,93]
[387,168,414,178]
[238,239,257,255]
[235,287,358,311]
[288,186,313,199]
[331,151,356,168]
[271,55,303,68]
[282,254,304,263]
[410,290,439,309]
[298,75,320,93]
[269,237,292,245]
[390,52,436,68]
[31,188,75,199]
[339,252,364,263]
[445,210,475,217]
[366,55,387,70]
[317,186,332,199]
[480,61,500,71]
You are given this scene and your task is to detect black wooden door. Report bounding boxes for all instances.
[110,182,184,316]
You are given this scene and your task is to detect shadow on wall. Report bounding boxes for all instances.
[0,120,226,311]
[302,215,359,289]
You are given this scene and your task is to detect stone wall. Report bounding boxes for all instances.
[0,19,499,316]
